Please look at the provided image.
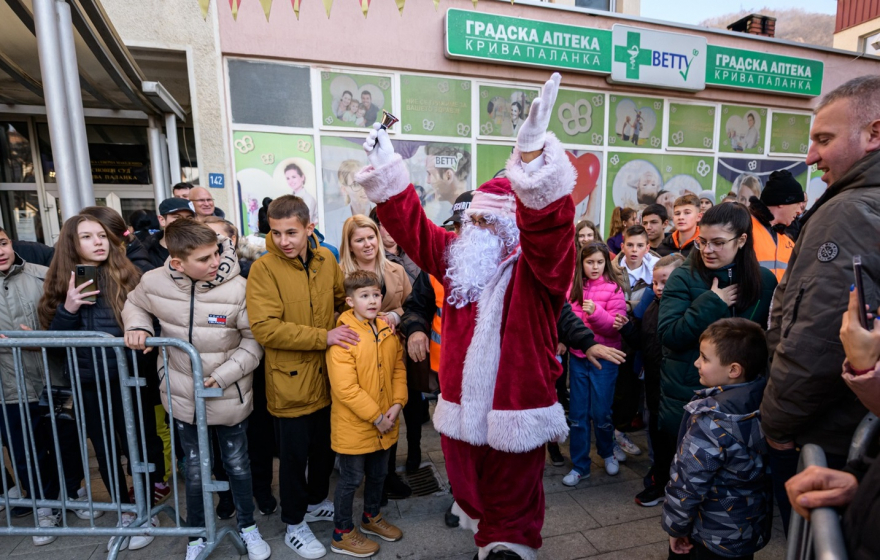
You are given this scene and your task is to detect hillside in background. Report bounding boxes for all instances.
[699,8,835,47]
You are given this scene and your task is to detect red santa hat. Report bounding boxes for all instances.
[465,177,516,221]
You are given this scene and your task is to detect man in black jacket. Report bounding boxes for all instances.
[144,198,195,268]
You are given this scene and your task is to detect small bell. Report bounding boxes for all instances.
[379,110,399,132]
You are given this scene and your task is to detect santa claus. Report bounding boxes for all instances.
[357,73,580,560]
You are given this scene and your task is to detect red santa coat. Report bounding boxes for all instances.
[356,133,576,453]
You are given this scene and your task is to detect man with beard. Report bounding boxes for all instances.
[355,73,574,560]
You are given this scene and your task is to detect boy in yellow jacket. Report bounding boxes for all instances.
[327,270,407,557]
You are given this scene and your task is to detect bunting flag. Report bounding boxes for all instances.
[198,0,210,18]
[291,0,301,18]
[359,0,369,17]
[322,0,333,16]
[472,0,477,8]
[395,0,405,14]
[229,0,242,20]
[259,0,273,19]
[433,0,439,10]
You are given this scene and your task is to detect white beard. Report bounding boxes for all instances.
[446,218,519,308]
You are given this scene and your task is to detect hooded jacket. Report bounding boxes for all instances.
[327,310,408,455]
[762,149,880,455]
[658,260,777,435]
[246,232,347,418]
[122,237,262,426]
[662,378,772,558]
[655,229,698,258]
[613,250,660,309]
[569,277,626,352]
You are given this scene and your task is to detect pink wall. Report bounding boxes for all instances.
[218,0,880,109]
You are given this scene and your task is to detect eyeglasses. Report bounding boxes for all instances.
[192,198,214,204]
[693,236,739,252]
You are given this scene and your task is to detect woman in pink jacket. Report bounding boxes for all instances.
[563,242,627,487]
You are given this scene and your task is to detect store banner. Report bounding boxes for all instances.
[706,45,824,97]
[667,103,715,150]
[445,9,613,74]
[610,25,707,92]
[769,112,811,155]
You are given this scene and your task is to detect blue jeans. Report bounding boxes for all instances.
[569,356,618,475]
[176,419,255,532]
[334,449,390,531]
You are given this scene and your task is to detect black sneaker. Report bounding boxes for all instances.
[444,502,459,528]
[405,452,421,474]
[547,443,565,467]
[216,491,236,519]
[256,494,277,515]
[635,485,665,507]
[384,473,412,500]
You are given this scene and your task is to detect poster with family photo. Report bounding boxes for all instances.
[547,89,606,147]
[719,105,767,155]
[609,95,664,149]
[716,158,809,207]
[605,152,714,237]
[233,131,317,237]
[478,85,539,138]
[321,71,393,129]
[769,112,812,156]
[667,103,716,151]
[321,136,472,247]
[400,75,472,138]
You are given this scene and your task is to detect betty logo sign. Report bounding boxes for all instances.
[610,25,707,92]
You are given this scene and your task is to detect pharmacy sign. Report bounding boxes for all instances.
[610,25,707,91]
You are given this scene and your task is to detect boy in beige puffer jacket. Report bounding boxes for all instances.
[122,220,270,560]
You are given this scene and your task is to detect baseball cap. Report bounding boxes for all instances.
[443,191,474,225]
[159,198,195,216]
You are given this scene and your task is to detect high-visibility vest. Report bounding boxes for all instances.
[429,275,444,374]
[751,215,794,282]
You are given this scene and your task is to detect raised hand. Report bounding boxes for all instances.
[362,123,397,168]
[516,72,562,153]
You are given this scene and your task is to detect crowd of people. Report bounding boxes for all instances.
[1,72,880,560]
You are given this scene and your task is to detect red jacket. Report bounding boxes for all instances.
[356,133,576,453]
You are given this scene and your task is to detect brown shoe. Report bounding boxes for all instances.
[330,528,379,558]
[360,513,403,542]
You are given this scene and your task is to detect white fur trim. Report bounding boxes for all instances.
[451,501,479,534]
[478,542,538,560]
[432,394,463,441]
[487,402,570,454]
[354,154,409,204]
[505,132,575,211]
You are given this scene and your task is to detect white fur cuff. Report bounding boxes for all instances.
[505,132,576,211]
[487,402,570,453]
[354,154,409,204]
[451,501,480,534]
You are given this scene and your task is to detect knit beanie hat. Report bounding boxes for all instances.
[761,170,805,206]
[698,190,716,205]
[466,178,516,221]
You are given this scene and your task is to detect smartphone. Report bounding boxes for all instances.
[75,265,98,303]
[853,255,872,331]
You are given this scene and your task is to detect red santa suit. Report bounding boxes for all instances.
[356,133,575,559]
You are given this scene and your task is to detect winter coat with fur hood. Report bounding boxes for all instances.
[122,237,262,426]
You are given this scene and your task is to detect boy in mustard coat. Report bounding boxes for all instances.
[327,270,407,557]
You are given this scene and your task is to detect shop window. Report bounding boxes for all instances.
[38,123,152,184]
[574,0,612,9]
[0,191,43,243]
[228,59,312,128]
[0,122,35,183]
[120,199,157,223]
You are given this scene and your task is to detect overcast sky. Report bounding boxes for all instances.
[639,0,838,25]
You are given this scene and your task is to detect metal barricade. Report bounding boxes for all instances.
[785,413,880,560]
[0,331,247,560]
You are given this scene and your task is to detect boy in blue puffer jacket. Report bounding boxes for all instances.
[663,318,772,559]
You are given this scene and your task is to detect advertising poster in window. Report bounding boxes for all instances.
[547,89,606,147]
[716,158,809,207]
[769,112,811,156]
[478,85,539,138]
[667,103,716,151]
[233,131,317,237]
[805,164,828,210]
[400,75,472,138]
[475,144,514,185]
[321,71,393,129]
[719,105,767,154]
[608,95,664,149]
[605,152,714,237]
[321,136,472,247]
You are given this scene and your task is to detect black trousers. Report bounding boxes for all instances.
[555,353,570,410]
[386,386,427,475]
[274,406,335,525]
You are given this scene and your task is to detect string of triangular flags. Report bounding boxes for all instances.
[199,0,496,20]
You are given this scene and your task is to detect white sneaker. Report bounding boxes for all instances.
[71,487,104,520]
[562,469,588,487]
[615,430,642,456]
[33,508,57,546]
[185,538,207,560]
[240,525,272,560]
[107,512,135,551]
[0,485,21,513]
[303,499,334,523]
[612,443,628,463]
[285,522,327,559]
[604,456,620,476]
[129,515,158,550]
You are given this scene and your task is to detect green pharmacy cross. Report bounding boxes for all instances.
[614,31,652,80]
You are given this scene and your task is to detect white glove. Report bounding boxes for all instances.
[516,72,561,153]
[363,123,396,169]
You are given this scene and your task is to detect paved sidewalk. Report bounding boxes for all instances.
[0,411,786,560]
